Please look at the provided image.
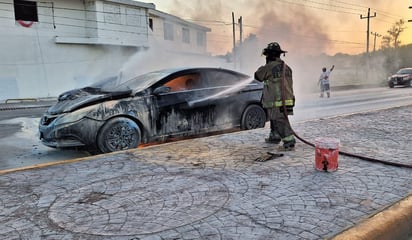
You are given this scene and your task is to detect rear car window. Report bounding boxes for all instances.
[205,70,249,87]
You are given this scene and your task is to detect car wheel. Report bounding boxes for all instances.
[388,82,394,88]
[241,104,266,130]
[97,117,141,153]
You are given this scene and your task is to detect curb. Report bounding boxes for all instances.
[330,195,412,240]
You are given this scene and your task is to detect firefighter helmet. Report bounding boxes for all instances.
[262,42,287,56]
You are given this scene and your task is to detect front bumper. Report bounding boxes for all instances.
[39,115,103,149]
[389,78,411,86]
[39,132,86,148]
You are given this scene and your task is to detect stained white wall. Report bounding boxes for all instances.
[148,10,210,55]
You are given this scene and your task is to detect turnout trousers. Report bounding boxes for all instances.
[267,107,294,142]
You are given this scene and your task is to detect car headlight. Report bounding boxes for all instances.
[54,105,96,125]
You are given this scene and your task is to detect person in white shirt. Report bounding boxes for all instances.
[318,65,334,98]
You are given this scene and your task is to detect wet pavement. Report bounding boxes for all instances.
[0,104,411,239]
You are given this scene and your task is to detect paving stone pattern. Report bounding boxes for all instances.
[0,105,411,240]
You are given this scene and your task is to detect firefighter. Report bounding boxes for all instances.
[254,42,296,150]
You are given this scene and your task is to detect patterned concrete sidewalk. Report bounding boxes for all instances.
[0,105,411,240]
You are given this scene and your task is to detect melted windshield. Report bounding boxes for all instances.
[90,76,119,89]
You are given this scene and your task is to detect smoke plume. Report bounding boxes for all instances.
[156,0,333,95]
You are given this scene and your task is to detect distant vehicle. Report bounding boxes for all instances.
[387,68,412,88]
[39,68,266,153]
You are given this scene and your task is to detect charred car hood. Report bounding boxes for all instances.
[48,87,132,115]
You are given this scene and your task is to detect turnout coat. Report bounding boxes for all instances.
[254,58,295,112]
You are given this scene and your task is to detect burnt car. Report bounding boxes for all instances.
[39,68,266,153]
[387,68,412,88]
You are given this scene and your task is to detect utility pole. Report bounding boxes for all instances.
[409,5,412,22]
[360,8,376,54]
[238,16,243,69]
[238,16,243,48]
[360,8,376,82]
[232,12,236,69]
[370,32,381,52]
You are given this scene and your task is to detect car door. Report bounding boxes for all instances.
[152,71,216,137]
[201,69,253,128]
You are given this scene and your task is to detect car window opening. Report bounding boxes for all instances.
[164,74,200,92]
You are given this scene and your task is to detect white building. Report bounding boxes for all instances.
[148,9,209,55]
[0,0,211,101]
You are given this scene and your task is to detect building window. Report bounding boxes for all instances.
[14,0,38,22]
[149,18,153,30]
[182,28,190,44]
[197,31,205,47]
[164,22,174,41]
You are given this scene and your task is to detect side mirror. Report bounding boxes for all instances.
[153,86,171,95]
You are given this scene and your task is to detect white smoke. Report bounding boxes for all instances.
[118,35,236,82]
[187,77,255,106]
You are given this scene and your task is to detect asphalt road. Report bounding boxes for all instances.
[0,86,411,170]
[294,86,412,121]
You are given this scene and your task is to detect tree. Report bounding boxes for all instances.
[381,35,392,49]
[383,19,406,48]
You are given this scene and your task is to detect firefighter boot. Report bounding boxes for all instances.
[279,136,296,151]
[265,131,281,144]
[265,120,281,144]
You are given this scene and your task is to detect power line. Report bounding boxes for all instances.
[0,2,151,36]
[0,15,150,37]
[0,0,401,51]
[183,0,405,38]
[0,1,149,17]
[302,0,364,13]
[328,0,404,19]
[270,0,360,16]
[4,0,407,27]
[270,0,406,25]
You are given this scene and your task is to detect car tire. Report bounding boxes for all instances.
[97,117,141,153]
[241,104,266,130]
[388,82,394,88]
